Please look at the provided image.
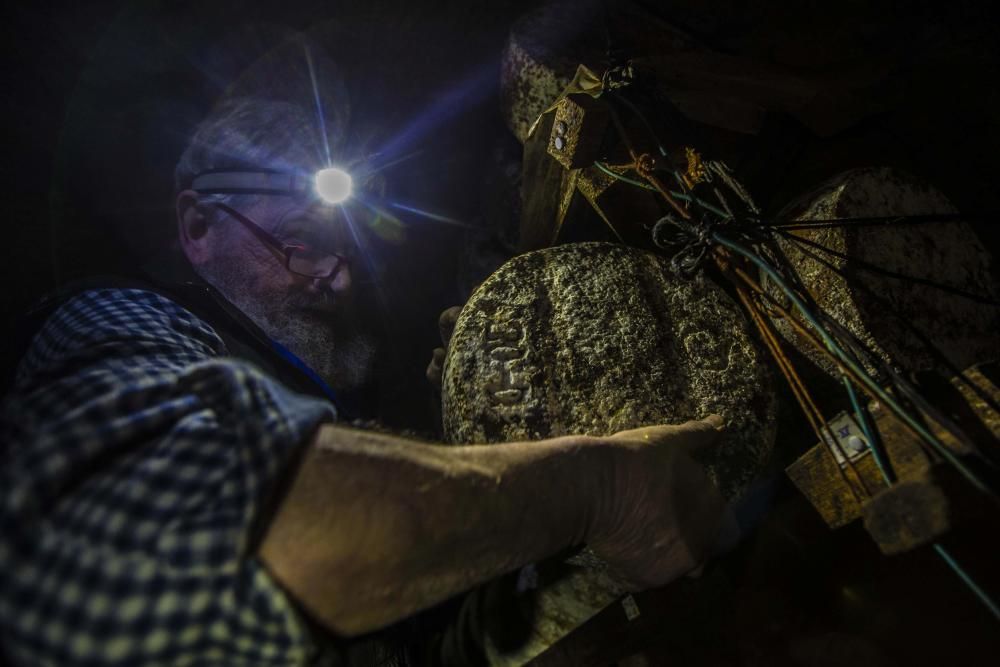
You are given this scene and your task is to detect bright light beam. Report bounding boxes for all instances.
[341,203,394,332]
[315,167,353,204]
[374,62,497,162]
[386,201,476,228]
[304,43,333,168]
[363,149,425,178]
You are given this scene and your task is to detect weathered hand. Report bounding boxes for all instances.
[586,415,728,590]
[426,305,463,389]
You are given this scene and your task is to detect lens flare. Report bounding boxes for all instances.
[315,167,352,204]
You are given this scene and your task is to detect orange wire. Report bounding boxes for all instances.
[606,105,692,221]
[638,164,692,221]
[718,252,872,498]
[605,109,876,498]
[731,265,885,408]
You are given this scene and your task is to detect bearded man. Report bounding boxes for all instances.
[0,96,729,665]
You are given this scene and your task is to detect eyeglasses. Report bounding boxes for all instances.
[212,202,349,279]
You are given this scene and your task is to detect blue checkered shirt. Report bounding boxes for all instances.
[0,288,339,665]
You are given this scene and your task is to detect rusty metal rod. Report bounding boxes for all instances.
[606,103,692,221]
[720,256,871,498]
[728,261,977,482]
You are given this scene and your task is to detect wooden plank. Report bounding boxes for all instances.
[787,363,999,529]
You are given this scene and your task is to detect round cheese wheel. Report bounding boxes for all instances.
[442,242,777,501]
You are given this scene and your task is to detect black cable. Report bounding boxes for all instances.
[724,226,995,471]
[764,212,1000,231]
[819,310,990,460]
[780,234,1000,418]
[775,228,1000,306]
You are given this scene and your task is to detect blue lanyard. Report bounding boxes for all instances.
[268,339,344,414]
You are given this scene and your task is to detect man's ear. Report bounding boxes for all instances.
[176,190,213,266]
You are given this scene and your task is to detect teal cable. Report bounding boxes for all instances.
[843,377,894,484]
[715,232,1000,624]
[712,232,992,497]
[671,170,734,220]
[934,544,1000,622]
[593,161,657,191]
[838,336,997,623]
[685,195,732,221]
[836,339,998,621]
[592,162,733,220]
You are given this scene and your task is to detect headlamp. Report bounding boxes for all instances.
[191,166,353,205]
[314,167,352,204]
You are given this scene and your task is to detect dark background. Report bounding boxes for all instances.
[3,1,999,429]
[2,1,999,663]
[1,0,544,431]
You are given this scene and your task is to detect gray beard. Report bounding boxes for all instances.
[200,263,376,393]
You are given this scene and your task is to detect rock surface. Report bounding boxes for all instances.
[442,242,777,502]
[500,1,700,143]
[770,167,999,377]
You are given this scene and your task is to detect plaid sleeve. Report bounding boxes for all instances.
[0,288,338,666]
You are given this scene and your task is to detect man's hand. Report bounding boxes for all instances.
[426,306,462,389]
[587,415,728,589]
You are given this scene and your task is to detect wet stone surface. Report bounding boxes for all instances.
[442,242,777,502]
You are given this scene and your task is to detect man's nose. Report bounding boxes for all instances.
[316,257,352,294]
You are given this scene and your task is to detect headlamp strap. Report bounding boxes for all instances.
[190,169,308,196]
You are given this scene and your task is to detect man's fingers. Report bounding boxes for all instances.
[610,415,726,453]
[432,347,446,365]
[640,421,721,455]
[430,303,461,389]
[686,564,706,579]
[702,414,725,431]
[665,416,726,454]
[426,347,446,389]
[438,306,463,347]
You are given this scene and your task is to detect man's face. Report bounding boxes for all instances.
[194,193,377,392]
